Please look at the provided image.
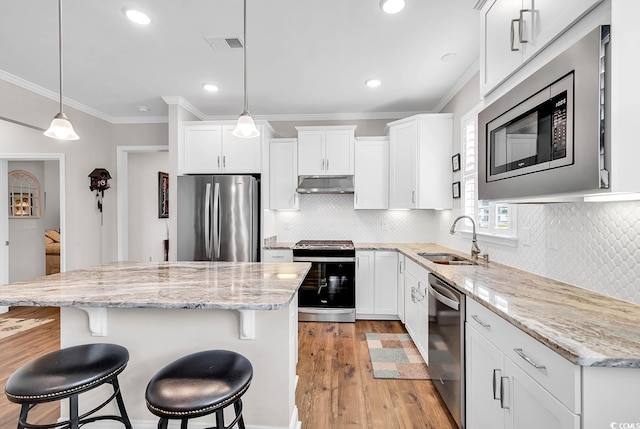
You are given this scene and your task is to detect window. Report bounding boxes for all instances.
[461,106,516,238]
[8,170,41,218]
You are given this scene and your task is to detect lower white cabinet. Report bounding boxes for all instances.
[466,298,579,429]
[355,250,398,319]
[403,258,429,362]
[263,249,293,262]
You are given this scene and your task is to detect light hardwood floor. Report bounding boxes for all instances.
[0,306,61,428]
[297,320,458,429]
[1,309,456,428]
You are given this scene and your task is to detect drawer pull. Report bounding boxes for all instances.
[492,369,501,400]
[500,376,509,409]
[471,315,491,329]
[514,348,546,370]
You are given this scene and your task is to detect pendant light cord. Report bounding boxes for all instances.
[242,0,248,112]
[57,0,64,114]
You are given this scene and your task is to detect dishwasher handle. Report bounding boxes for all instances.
[428,275,460,311]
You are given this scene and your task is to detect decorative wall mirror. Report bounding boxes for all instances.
[8,170,41,218]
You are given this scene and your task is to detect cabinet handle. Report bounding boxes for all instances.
[411,287,416,303]
[322,158,325,170]
[411,190,416,204]
[326,158,329,170]
[217,155,221,168]
[223,155,226,168]
[500,376,509,409]
[510,18,520,51]
[513,348,546,370]
[272,255,284,259]
[492,369,501,400]
[399,260,404,274]
[471,314,491,329]
[518,9,530,43]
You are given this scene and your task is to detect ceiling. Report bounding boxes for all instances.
[0,0,480,123]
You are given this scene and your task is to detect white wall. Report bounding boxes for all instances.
[8,161,45,282]
[43,160,60,230]
[127,152,169,262]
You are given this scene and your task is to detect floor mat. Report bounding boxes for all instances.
[365,333,430,380]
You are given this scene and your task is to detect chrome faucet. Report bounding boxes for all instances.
[449,215,482,261]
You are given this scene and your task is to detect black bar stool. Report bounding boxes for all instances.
[145,350,253,429]
[4,343,132,429]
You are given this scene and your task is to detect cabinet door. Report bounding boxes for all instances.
[397,256,405,323]
[466,324,507,429]
[389,121,417,209]
[404,272,419,341]
[355,251,375,316]
[373,251,397,315]
[269,139,298,210]
[505,358,580,429]
[354,139,389,209]
[263,249,293,262]
[183,126,223,173]
[221,126,262,173]
[325,130,354,175]
[481,0,524,93]
[297,131,325,175]
[416,284,429,363]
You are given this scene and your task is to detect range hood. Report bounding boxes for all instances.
[296,175,354,194]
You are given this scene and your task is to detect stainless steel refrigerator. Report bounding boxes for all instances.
[177,175,260,262]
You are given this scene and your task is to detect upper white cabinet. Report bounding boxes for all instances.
[388,114,453,210]
[269,138,298,210]
[296,126,356,176]
[480,0,603,95]
[354,137,389,209]
[181,123,267,174]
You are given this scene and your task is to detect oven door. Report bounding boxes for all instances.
[295,257,355,309]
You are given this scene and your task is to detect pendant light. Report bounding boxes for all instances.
[232,0,260,138]
[44,0,79,141]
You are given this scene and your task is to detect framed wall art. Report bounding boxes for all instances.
[452,181,461,199]
[158,172,169,218]
[452,153,461,172]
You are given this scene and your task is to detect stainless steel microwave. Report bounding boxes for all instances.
[478,25,610,201]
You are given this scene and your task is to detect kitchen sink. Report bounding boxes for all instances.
[417,252,476,265]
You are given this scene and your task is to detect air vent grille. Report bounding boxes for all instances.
[203,36,244,51]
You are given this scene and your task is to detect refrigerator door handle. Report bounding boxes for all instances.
[213,182,221,259]
[204,183,212,259]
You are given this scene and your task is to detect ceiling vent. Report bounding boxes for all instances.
[203,36,244,51]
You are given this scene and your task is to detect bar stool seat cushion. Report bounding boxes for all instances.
[146,350,253,419]
[5,343,129,404]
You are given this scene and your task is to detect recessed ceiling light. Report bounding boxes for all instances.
[137,106,151,113]
[203,83,219,92]
[441,52,458,63]
[123,8,151,25]
[365,79,382,88]
[380,0,406,14]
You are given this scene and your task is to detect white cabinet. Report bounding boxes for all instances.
[403,258,429,362]
[354,137,389,209]
[480,0,603,94]
[182,123,264,174]
[466,298,580,429]
[356,250,398,319]
[388,114,452,209]
[263,248,293,262]
[296,126,356,176]
[269,138,298,210]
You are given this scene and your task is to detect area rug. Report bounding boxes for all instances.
[365,333,430,380]
[0,318,54,340]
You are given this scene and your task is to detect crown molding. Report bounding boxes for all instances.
[242,111,422,122]
[161,96,207,120]
[432,58,480,113]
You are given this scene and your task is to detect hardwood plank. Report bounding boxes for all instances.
[296,320,458,429]
[0,306,61,428]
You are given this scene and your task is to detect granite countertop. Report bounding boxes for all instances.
[0,261,311,311]
[266,241,640,367]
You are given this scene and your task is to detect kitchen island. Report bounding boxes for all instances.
[0,261,311,429]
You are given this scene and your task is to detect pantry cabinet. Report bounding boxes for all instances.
[388,114,452,209]
[355,250,398,319]
[354,137,389,209]
[269,138,298,210]
[181,123,266,174]
[296,126,356,176]
[480,0,603,94]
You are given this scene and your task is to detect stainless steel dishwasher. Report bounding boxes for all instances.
[428,273,465,429]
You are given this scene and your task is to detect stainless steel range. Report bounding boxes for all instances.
[293,240,356,322]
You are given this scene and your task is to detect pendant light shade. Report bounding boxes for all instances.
[232,0,260,138]
[44,0,79,141]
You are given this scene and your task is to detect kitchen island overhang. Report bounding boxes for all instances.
[0,261,311,429]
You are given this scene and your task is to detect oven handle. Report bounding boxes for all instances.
[293,256,356,263]
[428,283,459,311]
